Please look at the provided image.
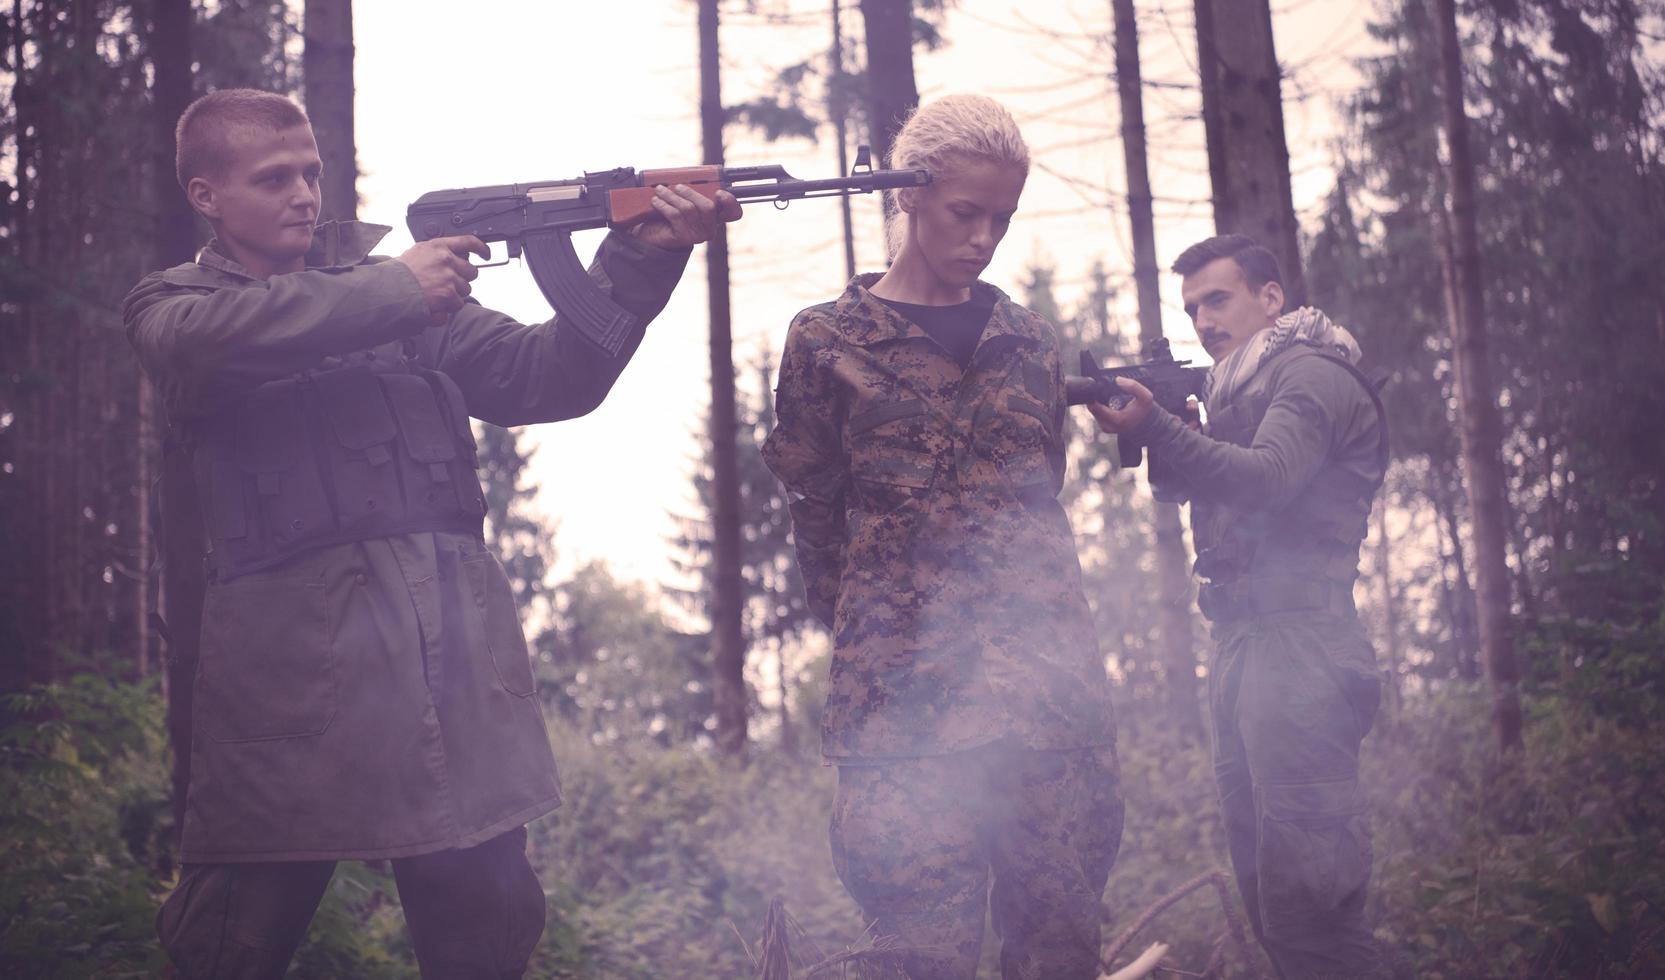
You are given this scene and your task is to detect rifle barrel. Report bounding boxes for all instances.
[725,169,930,204]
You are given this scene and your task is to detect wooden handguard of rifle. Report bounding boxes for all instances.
[608,166,722,226]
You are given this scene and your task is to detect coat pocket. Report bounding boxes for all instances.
[313,367,403,528]
[238,381,335,552]
[197,572,336,742]
[382,373,463,521]
[462,553,536,697]
[847,397,934,514]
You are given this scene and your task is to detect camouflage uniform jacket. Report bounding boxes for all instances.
[126,221,688,862]
[762,274,1115,761]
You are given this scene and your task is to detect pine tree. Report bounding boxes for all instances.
[303,0,356,222]
[1193,0,1306,305]
[1114,0,1202,740]
[697,0,748,759]
[671,350,821,753]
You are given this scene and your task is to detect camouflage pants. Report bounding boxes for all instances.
[1210,613,1387,980]
[156,826,544,979]
[830,740,1124,980]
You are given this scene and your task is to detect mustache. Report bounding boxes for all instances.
[1197,328,1230,347]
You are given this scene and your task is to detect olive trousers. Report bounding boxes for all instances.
[1210,613,1390,980]
[156,826,544,979]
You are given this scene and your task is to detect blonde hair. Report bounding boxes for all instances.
[884,94,1030,261]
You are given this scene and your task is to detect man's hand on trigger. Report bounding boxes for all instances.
[396,235,490,325]
[1087,377,1155,435]
[628,184,743,250]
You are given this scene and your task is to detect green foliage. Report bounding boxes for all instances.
[518,688,1665,978]
[0,674,170,978]
[730,61,825,142]
[289,862,418,979]
[541,561,714,745]
[1101,720,1260,977]
[476,421,558,614]
[670,349,820,651]
[666,349,824,748]
[5,668,1662,977]
[194,0,300,93]
[524,725,863,977]
[1517,565,1665,730]
[1325,0,1665,668]
[727,0,955,149]
[1366,688,1665,978]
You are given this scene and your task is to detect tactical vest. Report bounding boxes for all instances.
[190,354,487,580]
[1191,343,1388,616]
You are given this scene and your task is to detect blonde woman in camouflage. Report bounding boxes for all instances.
[763,94,1123,980]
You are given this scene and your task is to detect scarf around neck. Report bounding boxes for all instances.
[1203,306,1361,408]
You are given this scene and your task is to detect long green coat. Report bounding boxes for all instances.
[125,221,688,862]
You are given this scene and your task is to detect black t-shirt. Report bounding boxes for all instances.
[878,293,997,371]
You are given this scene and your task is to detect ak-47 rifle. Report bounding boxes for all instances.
[1065,337,1209,468]
[408,147,930,357]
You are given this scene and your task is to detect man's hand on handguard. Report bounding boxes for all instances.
[1087,377,1155,435]
[397,235,490,324]
[628,184,743,250]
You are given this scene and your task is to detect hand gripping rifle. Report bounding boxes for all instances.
[408,147,930,357]
[1064,337,1209,468]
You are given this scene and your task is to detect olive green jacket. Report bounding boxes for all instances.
[125,221,689,862]
[762,276,1115,761]
[1134,342,1387,607]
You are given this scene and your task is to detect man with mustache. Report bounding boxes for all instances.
[1089,234,1391,979]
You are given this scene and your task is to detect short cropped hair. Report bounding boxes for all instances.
[886,94,1029,259]
[1171,234,1282,290]
[175,89,309,189]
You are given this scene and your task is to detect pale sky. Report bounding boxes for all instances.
[354,0,1379,590]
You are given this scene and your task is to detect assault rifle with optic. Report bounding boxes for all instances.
[1065,337,1208,468]
[409,147,929,357]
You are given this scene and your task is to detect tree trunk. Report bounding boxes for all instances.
[858,0,918,169]
[135,383,154,678]
[148,0,203,841]
[699,0,748,759]
[1428,463,1480,681]
[303,0,356,221]
[1192,0,1306,306]
[859,0,918,261]
[153,0,198,262]
[3,0,40,694]
[143,0,197,686]
[1114,0,1202,741]
[1434,0,1522,753]
[830,0,855,282]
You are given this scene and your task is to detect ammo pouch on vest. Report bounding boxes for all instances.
[193,361,486,580]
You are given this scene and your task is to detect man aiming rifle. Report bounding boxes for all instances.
[1087,234,1391,980]
[126,88,744,979]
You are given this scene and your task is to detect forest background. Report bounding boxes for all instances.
[3,0,1664,977]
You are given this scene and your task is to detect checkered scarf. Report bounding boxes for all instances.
[1203,306,1361,408]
